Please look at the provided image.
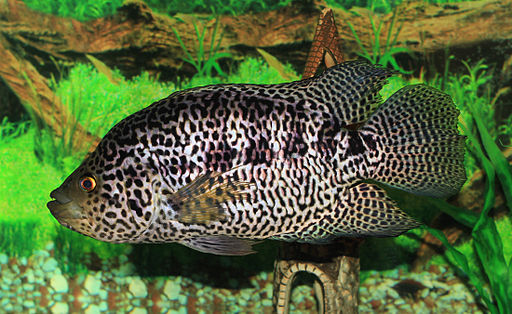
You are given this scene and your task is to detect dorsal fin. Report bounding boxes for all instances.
[310,61,395,126]
[182,236,259,256]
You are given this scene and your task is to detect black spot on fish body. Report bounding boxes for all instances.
[361,133,377,151]
[128,199,143,217]
[347,130,365,155]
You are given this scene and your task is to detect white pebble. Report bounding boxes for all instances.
[84,304,100,314]
[51,302,69,314]
[50,274,68,293]
[129,278,147,298]
[84,274,101,295]
[163,280,181,300]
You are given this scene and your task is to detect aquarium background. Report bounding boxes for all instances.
[0,0,511,312]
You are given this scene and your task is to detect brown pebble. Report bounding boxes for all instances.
[424,295,435,309]
[187,296,198,314]
[212,295,224,314]
[305,298,314,309]
[39,286,49,307]
[446,278,460,285]
[151,289,162,313]
[107,291,118,311]
[429,265,440,275]
[370,299,382,309]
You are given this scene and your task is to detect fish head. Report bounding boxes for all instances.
[47,144,159,243]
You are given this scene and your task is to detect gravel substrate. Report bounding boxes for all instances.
[0,242,485,313]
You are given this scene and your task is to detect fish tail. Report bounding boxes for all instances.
[359,84,466,197]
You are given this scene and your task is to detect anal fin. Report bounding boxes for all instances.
[182,236,259,256]
[327,183,421,237]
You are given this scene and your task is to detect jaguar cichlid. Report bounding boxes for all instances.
[48,61,466,255]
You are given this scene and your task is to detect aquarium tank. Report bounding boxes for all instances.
[0,0,511,313]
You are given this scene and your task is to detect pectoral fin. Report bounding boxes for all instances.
[165,170,252,224]
[182,236,259,256]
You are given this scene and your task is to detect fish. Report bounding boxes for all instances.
[47,61,466,255]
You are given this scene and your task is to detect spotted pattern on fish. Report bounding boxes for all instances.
[48,61,466,255]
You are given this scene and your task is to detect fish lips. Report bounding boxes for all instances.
[47,188,83,222]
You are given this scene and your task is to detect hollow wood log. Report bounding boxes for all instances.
[1,0,511,78]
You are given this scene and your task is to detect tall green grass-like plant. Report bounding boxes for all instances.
[0,117,30,145]
[346,8,412,74]
[23,0,123,21]
[426,60,512,313]
[172,18,232,78]
[20,72,85,173]
[0,221,39,257]
[145,0,293,16]
[52,63,174,138]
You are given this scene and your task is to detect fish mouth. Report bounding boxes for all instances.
[47,189,83,221]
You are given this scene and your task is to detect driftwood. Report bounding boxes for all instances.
[1,0,511,77]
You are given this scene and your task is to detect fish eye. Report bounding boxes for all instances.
[79,176,96,192]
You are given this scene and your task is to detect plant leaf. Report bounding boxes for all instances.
[256,48,296,81]
[85,54,121,86]
[425,226,497,313]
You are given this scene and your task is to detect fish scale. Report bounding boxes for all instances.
[47,61,466,255]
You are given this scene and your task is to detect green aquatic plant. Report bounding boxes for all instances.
[0,221,39,257]
[22,0,123,21]
[0,117,30,145]
[172,18,232,79]
[22,0,480,21]
[52,63,174,138]
[148,0,293,16]
[20,71,84,172]
[346,8,412,74]
[425,60,512,314]
[498,115,512,147]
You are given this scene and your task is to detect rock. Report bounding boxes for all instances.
[178,294,187,305]
[99,289,108,300]
[115,262,136,276]
[22,299,35,308]
[22,283,34,292]
[84,304,100,314]
[50,274,69,293]
[163,280,181,301]
[42,258,58,273]
[262,299,272,307]
[51,302,69,313]
[0,254,8,265]
[129,278,147,298]
[84,274,101,295]
[98,301,108,312]
[24,269,35,284]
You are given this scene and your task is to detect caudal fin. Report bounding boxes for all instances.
[359,84,466,197]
